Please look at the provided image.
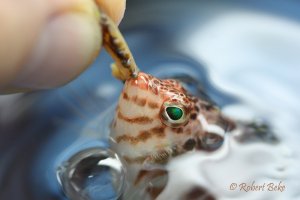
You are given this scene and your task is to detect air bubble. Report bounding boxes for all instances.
[57,147,125,200]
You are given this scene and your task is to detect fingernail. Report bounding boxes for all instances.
[13,11,101,89]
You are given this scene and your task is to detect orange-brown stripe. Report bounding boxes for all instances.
[131,95,147,106]
[148,101,160,109]
[150,126,165,137]
[116,126,165,144]
[171,127,184,134]
[123,92,129,100]
[117,111,153,124]
[123,93,148,107]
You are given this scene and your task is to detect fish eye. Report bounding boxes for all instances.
[166,106,183,120]
[161,102,188,127]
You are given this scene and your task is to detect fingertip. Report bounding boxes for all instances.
[12,12,102,89]
[96,0,126,24]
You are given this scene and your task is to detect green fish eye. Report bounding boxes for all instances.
[166,106,183,121]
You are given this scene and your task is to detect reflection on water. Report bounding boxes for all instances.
[0,0,300,199]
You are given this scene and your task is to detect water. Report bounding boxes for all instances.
[1,0,300,199]
[57,148,125,200]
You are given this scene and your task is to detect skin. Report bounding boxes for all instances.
[0,0,126,93]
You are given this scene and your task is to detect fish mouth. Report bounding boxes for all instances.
[196,114,226,151]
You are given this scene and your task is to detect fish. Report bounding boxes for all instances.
[110,72,235,192]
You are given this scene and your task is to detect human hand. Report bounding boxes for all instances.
[0,0,126,93]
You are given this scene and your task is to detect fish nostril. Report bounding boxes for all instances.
[190,113,198,120]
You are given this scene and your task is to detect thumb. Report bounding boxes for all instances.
[0,0,126,93]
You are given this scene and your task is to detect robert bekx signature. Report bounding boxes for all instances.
[230,181,285,192]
